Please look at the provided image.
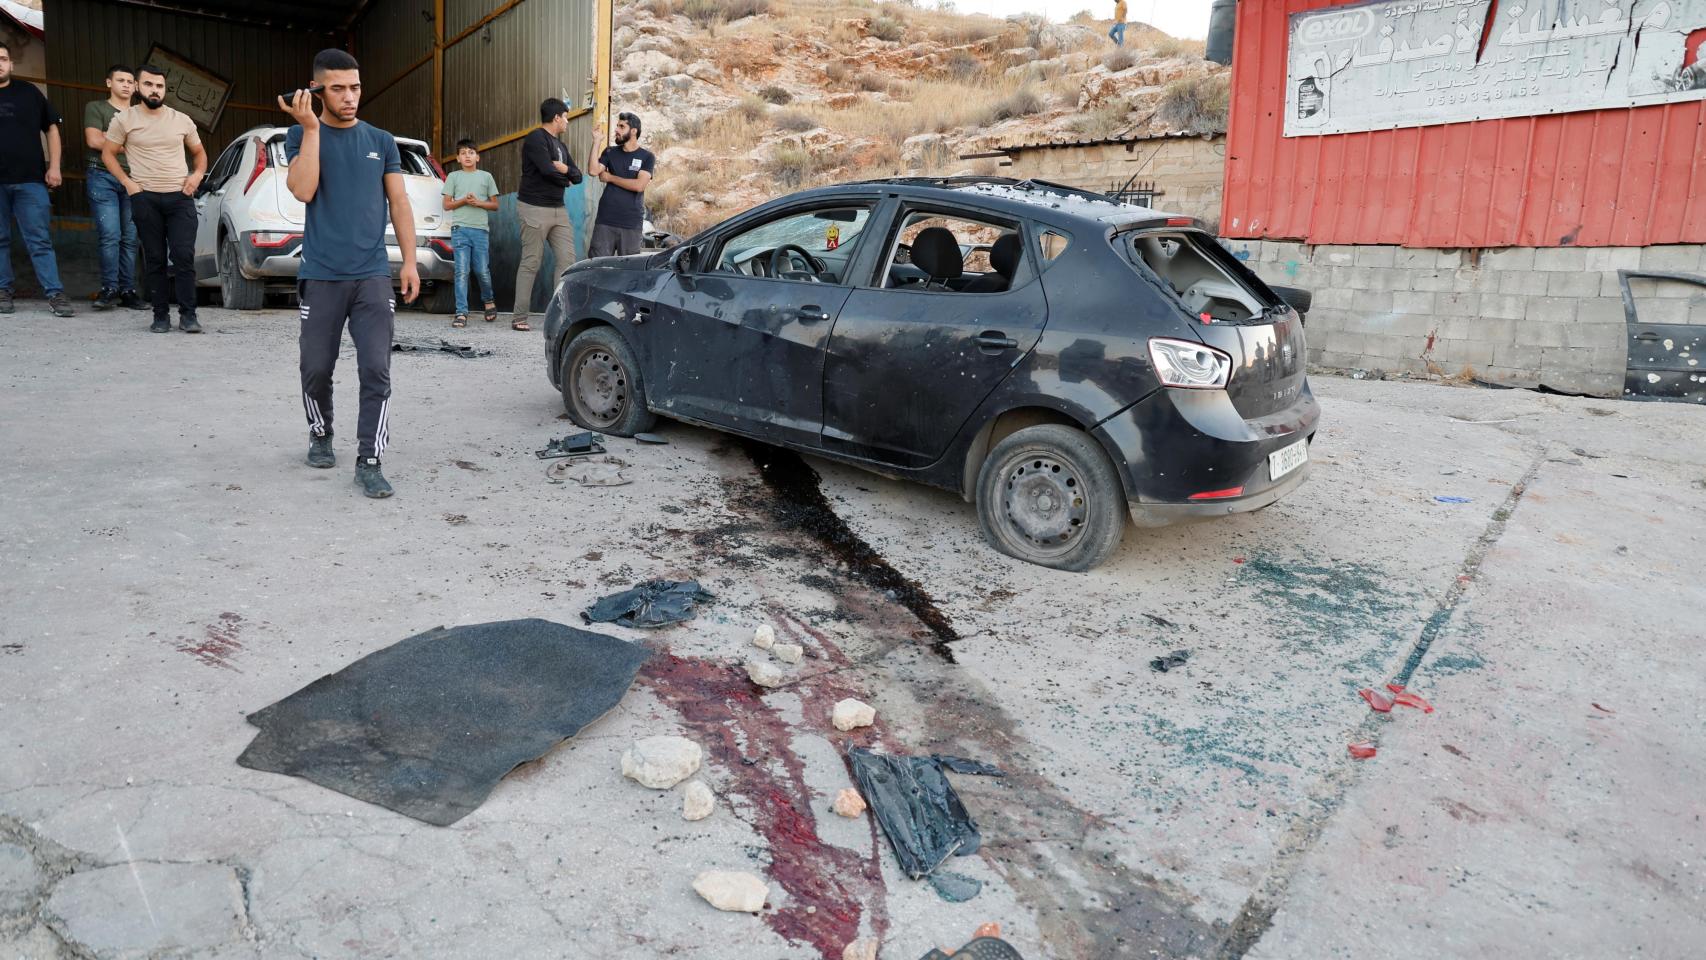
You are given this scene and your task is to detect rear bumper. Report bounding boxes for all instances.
[236,231,453,282]
[1094,380,1320,527]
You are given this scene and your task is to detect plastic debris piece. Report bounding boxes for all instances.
[1359,687,1395,712]
[849,747,1004,879]
[1434,495,1473,504]
[1348,742,1378,760]
[1392,691,1435,713]
[536,431,606,460]
[1149,649,1191,673]
[582,580,713,629]
[633,432,669,445]
[1233,557,1246,564]
[390,335,492,358]
[1385,682,1406,694]
[928,870,983,903]
[545,455,630,486]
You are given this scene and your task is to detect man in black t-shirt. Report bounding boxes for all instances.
[588,111,655,258]
[0,41,73,317]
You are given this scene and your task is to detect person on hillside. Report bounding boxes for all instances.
[1109,0,1129,47]
[442,138,499,327]
[83,64,141,311]
[587,111,654,258]
[102,64,207,334]
[0,40,74,317]
[511,98,582,332]
[279,48,420,499]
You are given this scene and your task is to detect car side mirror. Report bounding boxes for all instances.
[670,245,698,274]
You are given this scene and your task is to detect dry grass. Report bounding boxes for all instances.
[758,84,793,104]
[1102,47,1137,72]
[679,0,771,27]
[824,61,852,84]
[773,109,817,132]
[1069,100,1131,139]
[736,95,770,121]
[1148,35,1206,60]
[765,143,847,188]
[854,71,890,93]
[1157,73,1229,132]
[942,50,983,81]
[1069,9,1096,24]
[869,15,905,42]
[984,87,1043,124]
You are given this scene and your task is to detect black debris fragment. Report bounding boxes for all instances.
[582,579,714,629]
[927,870,984,903]
[536,432,606,460]
[1149,649,1191,673]
[1143,613,1178,629]
[391,336,493,358]
[916,937,1026,960]
[848,747,1004,879]
[236,618,648,826]
[633,432,669,445]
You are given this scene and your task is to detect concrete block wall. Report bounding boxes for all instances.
[1222,240,1706,397]
[1006,135,1226,227]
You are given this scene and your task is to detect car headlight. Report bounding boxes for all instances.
[1148,338,1232,389]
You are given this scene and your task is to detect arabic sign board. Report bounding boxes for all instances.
[145,44,232,131]
[1285,0,1706,137]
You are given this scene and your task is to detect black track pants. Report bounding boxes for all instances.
[299,277,395,459]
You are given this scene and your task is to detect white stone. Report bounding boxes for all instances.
[832,788,868,818]
[621,736,703,789]
[746,655,786,688]
[773,642,804,664]
[832,698,876,731]
[693,870,769,913]
[753,624,776,649]
[682,780,715,821]
[843,937,880,960]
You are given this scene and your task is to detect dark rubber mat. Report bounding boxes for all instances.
[236,618,648,825]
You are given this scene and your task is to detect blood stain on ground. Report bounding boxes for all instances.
[171,612,246,671]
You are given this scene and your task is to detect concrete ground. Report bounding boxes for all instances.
[1,303,1702,960]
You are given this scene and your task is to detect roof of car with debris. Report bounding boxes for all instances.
[815,177,1185,230]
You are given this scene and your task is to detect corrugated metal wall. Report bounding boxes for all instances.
[43,0,327,216]
[1222,0,1706,248]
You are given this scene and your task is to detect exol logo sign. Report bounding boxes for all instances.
[1296,7,1375,46]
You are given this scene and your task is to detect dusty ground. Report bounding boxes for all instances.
[1,304,1702,960]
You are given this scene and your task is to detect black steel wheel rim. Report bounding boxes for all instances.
[1000,452,1088,554]
[573,348,628,428]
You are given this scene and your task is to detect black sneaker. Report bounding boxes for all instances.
[354,457,394,499]
[47,293,74,317]
[180,315,202,334]
[149,317,171,333]
[306,434,335,469]
[119,289,143,309]
[0,290,12,314]
[93,288,119,311]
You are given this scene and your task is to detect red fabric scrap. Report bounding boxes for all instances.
[1348,742,1377,760]
[1385,682,1406,694]
[1359,688,1394,712]
[1393,691,1435,713]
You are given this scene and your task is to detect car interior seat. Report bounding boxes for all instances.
[964,233,1021,293]
[908,227,963,289]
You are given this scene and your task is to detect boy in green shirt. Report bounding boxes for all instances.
[441,138,500,326]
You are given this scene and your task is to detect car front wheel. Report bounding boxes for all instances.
[975,424,1126,571]
[559,326,657,436]
[219,238,265,310]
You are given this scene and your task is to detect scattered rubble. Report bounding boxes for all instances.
[1348,742,1378,760]
[773,641,804,664]
[753,624,776,650]
[693,870,769,913]
[832,698,876,732]
[842,937,880,960]
[1149,649,1191,673]
[832,788,868,819]
[621,736,703,789]
[745,655,786,688]
[683,779,715,821]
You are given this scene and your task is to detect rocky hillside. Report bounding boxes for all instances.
[612,0,1227,237]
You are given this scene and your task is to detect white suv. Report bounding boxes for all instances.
[192,126,457,310]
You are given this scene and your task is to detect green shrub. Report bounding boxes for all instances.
[1157,74,1230,133]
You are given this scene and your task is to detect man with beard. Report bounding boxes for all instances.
[587,111,654,258]
[83,64,142,311]
[101,63,207,333]
[0,41,73,317]
[279,48,419,499]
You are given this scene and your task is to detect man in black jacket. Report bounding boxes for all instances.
[510,98,581,331]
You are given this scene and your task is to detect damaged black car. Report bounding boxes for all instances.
[543,177,1318,571]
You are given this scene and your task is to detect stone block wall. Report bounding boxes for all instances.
[1005,135,1225,227]
[1220,239,1706,397]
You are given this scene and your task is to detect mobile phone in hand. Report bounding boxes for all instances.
[279,83,325,101]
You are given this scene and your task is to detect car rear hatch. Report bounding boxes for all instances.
[1117,225,1306,419]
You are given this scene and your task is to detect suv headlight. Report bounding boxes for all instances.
[1148,338,1232,389]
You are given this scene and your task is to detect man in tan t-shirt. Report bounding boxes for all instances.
[102,63,207,333]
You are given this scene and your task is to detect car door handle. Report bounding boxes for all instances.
[795,305,830,323]
[974,332,1019,351]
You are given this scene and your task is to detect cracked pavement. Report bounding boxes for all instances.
[2,305,1703,958]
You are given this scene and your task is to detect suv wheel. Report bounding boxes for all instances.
[975,424,1126,571]
[559,326,657,436]
[419,283,456,314]
[219,237,266,310]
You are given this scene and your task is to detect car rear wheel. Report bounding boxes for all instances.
[219,238,265,310]
[559,326,657,436]
[419,283,455,314]
[975,424,1126,571]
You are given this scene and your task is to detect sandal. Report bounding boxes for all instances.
[511,317,531,331]
[483,303,497,323]
[452,314,467,328]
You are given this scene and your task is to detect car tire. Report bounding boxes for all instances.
[559,326,657,437]
[419,283,456,314]
[219,238,265,311]
[975,424,1126,572]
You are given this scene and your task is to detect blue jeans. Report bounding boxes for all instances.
[1109,23,1127,45]
[452,226,493,315]
[0,182,64,297]
[86,167,138,291]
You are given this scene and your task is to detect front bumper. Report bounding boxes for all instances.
[236,231,454,282]
[1094,381,1320,528]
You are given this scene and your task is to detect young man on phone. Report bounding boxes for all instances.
[278,48,418,499]
[587,111,654,258]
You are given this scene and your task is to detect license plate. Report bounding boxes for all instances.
[1269,440,1308,481]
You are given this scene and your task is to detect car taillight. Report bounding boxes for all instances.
[1148,338,1232,389]
[1188,486,1245,500]
[1166,216,1193,226]
[429,238,454,259]
[249,232,301,248]
[428,156,447,179]
[243,137,270,194]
